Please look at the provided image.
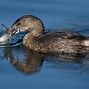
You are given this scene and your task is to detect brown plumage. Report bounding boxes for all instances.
[8,15,89,53]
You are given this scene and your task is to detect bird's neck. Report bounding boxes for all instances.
[22,30,44,48]
[30,29,44,37]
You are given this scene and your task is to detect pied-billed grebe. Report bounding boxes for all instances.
[7,15,89,53]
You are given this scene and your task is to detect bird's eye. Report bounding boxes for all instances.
[17,23,20,26]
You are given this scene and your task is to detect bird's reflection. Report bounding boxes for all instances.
[3,45,89,75]
[4,45,44,75]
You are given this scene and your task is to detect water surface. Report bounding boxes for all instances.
[0,0,89,89]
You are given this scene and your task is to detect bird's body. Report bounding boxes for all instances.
[6,15,89,53]
[22,30,89,53]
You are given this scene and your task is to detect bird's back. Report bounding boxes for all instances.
[35,30,88,53]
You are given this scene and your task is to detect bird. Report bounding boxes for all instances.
[6,15,89,54]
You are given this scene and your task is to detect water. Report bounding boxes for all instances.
[0,0,89,89]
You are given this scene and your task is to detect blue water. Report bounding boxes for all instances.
[0,0,89,89]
